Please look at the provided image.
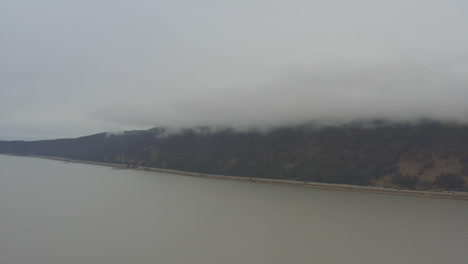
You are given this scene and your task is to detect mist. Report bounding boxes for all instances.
[1,0,467,139]
[91,58,468,129]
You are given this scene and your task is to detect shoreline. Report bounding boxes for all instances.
[5,154,468,201]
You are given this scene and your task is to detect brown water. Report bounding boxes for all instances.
[1,155,467,264]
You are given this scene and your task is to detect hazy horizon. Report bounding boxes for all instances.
[1,0,467,140]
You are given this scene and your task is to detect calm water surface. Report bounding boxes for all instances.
[1,155,467,264]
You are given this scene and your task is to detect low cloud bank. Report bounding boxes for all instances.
[91,58,468,130]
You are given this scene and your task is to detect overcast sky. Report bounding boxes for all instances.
[1,0,467,140]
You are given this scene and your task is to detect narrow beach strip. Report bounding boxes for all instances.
[8,154,468,201]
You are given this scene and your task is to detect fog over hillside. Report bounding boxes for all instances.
[92,60,468,129]
[1,0,467,139]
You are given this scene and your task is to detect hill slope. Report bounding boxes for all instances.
[1,121,467,191]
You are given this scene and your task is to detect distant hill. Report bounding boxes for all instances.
[1,121,467,191]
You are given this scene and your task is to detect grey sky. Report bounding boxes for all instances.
[1,0,467,139]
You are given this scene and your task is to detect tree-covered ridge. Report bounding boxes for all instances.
[1,121,467,191]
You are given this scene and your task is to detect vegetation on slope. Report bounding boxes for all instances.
[1,121,467,191]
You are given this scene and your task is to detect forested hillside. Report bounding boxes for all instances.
[1,121,467,191]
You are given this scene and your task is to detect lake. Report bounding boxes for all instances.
[1,155,467,264]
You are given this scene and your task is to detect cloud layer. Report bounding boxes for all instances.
[92,58,468,129]
[1,0,467,139]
